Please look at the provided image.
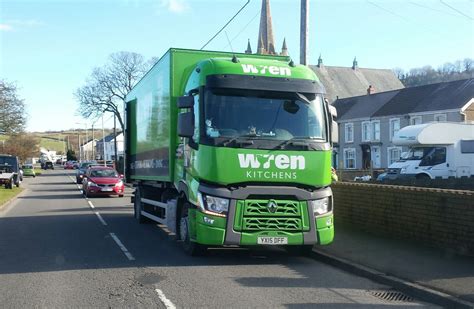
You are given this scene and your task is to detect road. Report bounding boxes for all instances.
[0,169,436,308]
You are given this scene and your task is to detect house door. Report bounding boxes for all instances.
[371,146,381,168]
[361,144,371,169]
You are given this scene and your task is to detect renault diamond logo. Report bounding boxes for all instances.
[267,200,278,213]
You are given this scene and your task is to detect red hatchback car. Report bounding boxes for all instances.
[82,167,124,197]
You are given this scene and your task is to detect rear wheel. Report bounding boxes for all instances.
[134,188,149,223]
[179,202,207,256]
[416,174,431,180]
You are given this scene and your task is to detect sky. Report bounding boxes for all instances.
[1,0,473,132]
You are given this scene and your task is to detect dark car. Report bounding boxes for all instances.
[76,161,97,184]
[41,161,54,170]
[0,154,21,188]
[82,166,124,197]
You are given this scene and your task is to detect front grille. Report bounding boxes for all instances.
[97,184,115,187]
[244,200,300,216]
[243,217,302,231]
[240,199,304,232]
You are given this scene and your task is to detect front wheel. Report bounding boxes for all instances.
[179,202,207,256]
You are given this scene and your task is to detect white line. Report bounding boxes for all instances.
[95,212,107,226]
[155,288,176,309]
[88,201,95,209]
[109,233,135,261]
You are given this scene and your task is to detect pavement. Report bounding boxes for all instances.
[0,169,438,308]
[314,225,474,308]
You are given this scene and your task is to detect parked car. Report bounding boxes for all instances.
[75,161,97,184]
[64,161,76,169]
[82,166,124,197]
[22,164,36,177]
[0,154,21,188]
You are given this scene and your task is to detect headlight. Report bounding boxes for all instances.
[197,192,229,216]
[87,181,97,187]
[400,167,407,174]
[115,181,123,187]
[309,197,330,216]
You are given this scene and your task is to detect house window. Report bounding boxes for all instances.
[410,116,422,125]
[434,114,447,122]
[389,118,400,141]
[371,120,380,141]
[361,121,371,142]
[344,148,356,169]
[345,123,354,143]
[388,147,402,165]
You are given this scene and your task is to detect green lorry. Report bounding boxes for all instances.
[125,48,338,255]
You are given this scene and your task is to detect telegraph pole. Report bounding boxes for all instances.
[300,0,309,65]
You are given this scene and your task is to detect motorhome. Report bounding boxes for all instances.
[386,122,474,180]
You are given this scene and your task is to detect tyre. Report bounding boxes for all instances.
[285,245,314,256]
[118,194,124,198]
[416,174,431,180]
[178,202,207,256]
[134,188,149,223]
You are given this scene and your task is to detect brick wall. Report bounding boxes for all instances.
[332,182,474,255]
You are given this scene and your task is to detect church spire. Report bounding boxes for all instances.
[257,0,276,55]
[280,38,288,56]
[245,39,252,54]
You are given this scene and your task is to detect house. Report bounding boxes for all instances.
[333,78,474,170]
[95,132,123,161]
[80,139,97,161]
[310,56,405,103]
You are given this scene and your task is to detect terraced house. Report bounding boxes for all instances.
[333,78,474,170]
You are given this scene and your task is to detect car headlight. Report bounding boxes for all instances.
[115,181,123,187]
[309,197,331,216]
[197,192,229,216]
[87,181,97,187]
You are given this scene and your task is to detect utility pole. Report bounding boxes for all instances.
[102,113,106,166]
[113,115,118,169]
[92,124,95,161]
[300,0,309,65]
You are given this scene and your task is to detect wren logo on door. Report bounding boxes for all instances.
[241,64,291,77]
[238,154,305,180]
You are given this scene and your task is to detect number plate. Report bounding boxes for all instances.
[101,187,113,192]
[257,237,288,245]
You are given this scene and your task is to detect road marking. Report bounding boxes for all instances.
[109,233,135,261]
[88,201,95,209]
[155,288,176,309]
[95,212,107,226]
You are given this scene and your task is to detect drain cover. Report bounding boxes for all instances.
[371,290,413,302]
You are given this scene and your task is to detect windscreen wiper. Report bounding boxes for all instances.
[276,137,310,150]
[222,135,255,147]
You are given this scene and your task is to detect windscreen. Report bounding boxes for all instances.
[203,90,327,143]
[90,169,118,178]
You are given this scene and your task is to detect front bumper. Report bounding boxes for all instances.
[191,184,334,246]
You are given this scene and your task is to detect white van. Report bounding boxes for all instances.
[386,122,474,180]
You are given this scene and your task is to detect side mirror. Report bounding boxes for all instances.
[177,95,194,108]
[178,112,194,138]
[328,105,339,144]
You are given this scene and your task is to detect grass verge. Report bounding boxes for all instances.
[0,186,24,209]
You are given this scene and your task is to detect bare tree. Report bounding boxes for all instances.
[75,51,152,132]
[0,80,26,134]
[3,134,39,162]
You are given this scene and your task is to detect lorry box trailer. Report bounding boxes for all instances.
[125,48,337,255]
[388,122,474,179]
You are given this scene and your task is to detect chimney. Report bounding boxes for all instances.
[245,39,252,54]
[352,57,358,70]
[367,85,375,95]
[317,54,324,68]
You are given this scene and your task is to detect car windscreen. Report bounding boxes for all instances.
[90,169,118,178]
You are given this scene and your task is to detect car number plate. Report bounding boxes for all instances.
[257,237,288,245]
[101,188,113,192]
